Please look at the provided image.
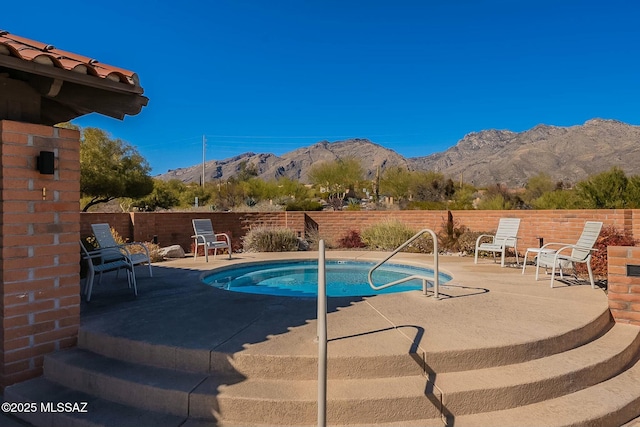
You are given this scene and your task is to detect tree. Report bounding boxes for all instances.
[132,179,181,211]
[531,189,583,209]
[380,167,412,201]
[307,158,364,210]
[523,173,556,205]
[575,167,628,208]
[80,128,153,211]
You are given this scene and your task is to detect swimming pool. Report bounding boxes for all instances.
[202,260,451,297]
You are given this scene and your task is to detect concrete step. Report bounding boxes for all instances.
[3,377,186,427]
[433,322,640,415]
[452,354,640,427]
[192,324,640,425]
[191,375,442,424]
[42,349,209,418]
[77,307,612,379]
[47,323,640,425]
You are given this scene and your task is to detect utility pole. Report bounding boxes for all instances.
[202,134,206,188]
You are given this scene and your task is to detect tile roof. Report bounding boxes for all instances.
[0,30,141,89]
[0,30,147,124]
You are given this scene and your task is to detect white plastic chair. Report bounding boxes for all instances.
[91,223,153,277]
[474,218,521,267]
[80,242,136,302]
[536,221,603,288]
[192,219,232,262]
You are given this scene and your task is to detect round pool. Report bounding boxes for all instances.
[202,260,451,297]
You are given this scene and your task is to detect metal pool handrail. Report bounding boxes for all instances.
[367,229,440,299]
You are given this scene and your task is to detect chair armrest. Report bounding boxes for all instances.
[192,234,208,244]
[82,247,128,264]
[538,242,573,251]
[475,234,495,246]
[215,232,231,245]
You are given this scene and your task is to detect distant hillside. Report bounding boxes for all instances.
[158,119,640,187]
[408,118,640,187]
[159,138,409,184]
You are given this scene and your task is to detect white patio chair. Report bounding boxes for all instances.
[80,242,137,302]
[192,219,232,262]
[536,221,603,289]
[474,218,521,267]
[91,223,153,277]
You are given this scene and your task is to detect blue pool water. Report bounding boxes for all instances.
[202,260,451,297]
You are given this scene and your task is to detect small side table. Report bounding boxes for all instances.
[522,247,555,274]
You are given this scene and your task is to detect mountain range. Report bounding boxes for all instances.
[158,119,640,187]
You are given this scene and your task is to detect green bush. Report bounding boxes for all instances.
[361,219,416,251]
[284,200,324,211]
[242,227,300,252]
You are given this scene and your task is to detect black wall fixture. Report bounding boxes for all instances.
[37,151,55,174]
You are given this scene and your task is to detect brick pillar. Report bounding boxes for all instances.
[607,246,640,326]
[0,120,81,388]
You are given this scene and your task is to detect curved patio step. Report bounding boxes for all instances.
[3,376,186,427]
[40,323,640,425]
[77,306,612,379]
[432,322,640,415]
[42,348,209,418]
[451,354,640,427]
[194,324,640,425]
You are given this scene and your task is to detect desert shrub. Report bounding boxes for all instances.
[457,231,489,255]
[337,230,366,248]
[405,200,447,210]
[361,219,416,251]
[303,226,334,251]
[406,234,435,254]
[437,211,468,253]
[284,200,324,211]
[575,225,636,278]
[345,198,362,211]
[106,227,163,262]
[242,227,300,252]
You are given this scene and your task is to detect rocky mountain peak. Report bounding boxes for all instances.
[158,119,640,188]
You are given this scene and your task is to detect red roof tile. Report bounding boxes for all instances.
[0,30,141,87]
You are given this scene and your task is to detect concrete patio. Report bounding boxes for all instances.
[5,251,640,426]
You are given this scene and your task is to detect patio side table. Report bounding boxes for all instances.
[522,247,555,274]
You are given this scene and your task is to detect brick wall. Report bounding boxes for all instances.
[79,209,634,255]
[607,246,640,326]
[0,120,80,388]
[81,212,307,254]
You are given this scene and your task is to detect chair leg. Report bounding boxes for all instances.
[550,262,557,288]
[587,262,595,289]
[130,268,138,296]
[86,273,95,302]
[500,250,505,267]
[522,250,529,274]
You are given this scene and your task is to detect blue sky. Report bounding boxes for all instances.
[5,0,640,174]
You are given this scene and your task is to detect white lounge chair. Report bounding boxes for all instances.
[192,219,232,262]
[80,242,136,302]
[91,223,153,277]
[474,218,521,267]
[536,221,603,289]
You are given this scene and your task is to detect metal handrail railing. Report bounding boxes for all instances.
[367,229,440,299]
